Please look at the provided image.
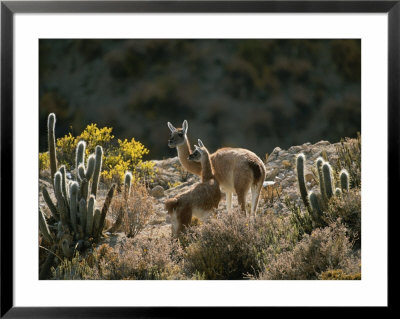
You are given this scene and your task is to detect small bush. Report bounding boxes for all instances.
[285,196,314,238]
[324,188,361,246]
[97,237,185,280]
[110,182,154,238]
[52,252,100,280]
[258,221,360,280]
[183,210,299,280]
[334,134,361,188]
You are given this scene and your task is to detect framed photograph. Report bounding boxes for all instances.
[1,0,395,316]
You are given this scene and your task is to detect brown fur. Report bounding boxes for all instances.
[168,122,266,215]
[164,143,221,237]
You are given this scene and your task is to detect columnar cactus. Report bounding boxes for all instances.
[309,191,323,223]
[86,195,95,236]
[40,113,116,271]
[322,162,334,199]
[124,171,132,201]
[340,169,350,192]
[69,182,79,233]
[316,157,327,203]
[91,145,103,197]
[47,113,57,182]
[39,208,54,243]
[296,153,310,212]
[76,141,86,179]
[96,184,116,239]
[295,152,351,225]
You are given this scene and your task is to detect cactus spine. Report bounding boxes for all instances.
[296,153,311,211]
[47,113,57,183]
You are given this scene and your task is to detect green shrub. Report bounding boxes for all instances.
[183,210,299,280]
[258,221,360,280]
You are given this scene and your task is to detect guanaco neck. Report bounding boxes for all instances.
[200,151,214,183]
[176,137,202,176]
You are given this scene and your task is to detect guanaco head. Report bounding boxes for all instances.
[188,139,207,162]
[167,120,188,148]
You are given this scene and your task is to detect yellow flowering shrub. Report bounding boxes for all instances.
[39,152,50,171]
[48,123,155,185]
[56,132,77,169]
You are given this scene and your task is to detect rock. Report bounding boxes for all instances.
[315,140,330,146]
[267,147,281,162]
[288,145,303,154]
[151,185,165,198]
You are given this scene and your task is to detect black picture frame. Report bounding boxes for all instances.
[1,0,395,317]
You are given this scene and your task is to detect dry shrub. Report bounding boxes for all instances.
[259,221,360,280]
[334,134,361,188]
[97,236,185,280]
[324,188,361,246]
[260,183,282,208]
[182,210,299,280]
[110,182,154,238]
[52,236,185,280]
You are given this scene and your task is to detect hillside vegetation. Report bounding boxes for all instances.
[39,115,361,280]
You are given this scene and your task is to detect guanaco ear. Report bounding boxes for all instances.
[182,120,188,134]
[194,144,200,151]
[167,122,177,132]
[197,139,204,148]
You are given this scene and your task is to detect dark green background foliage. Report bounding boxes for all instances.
[39,39,361,159]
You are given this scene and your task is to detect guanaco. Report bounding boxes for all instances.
[167,120,266,215]
[165,139,221,236]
